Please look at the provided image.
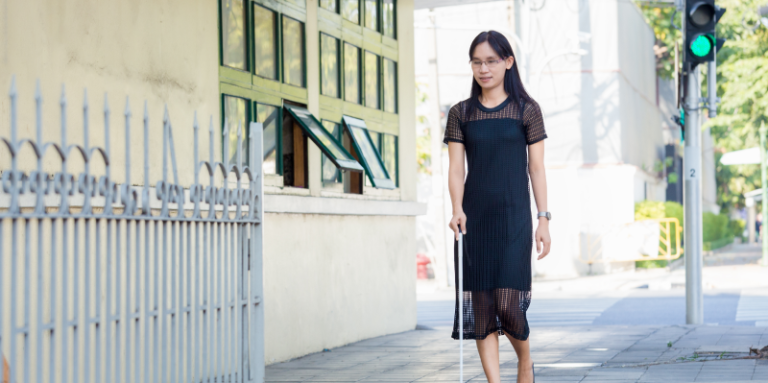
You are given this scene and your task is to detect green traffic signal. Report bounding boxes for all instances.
[690,34,713,57]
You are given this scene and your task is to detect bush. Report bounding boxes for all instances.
[635,201,665,220]
[728,218,746,241]
[702,212,729,242]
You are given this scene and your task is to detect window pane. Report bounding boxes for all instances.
[253,5,277,80]
[341,0,359,23]
[320,0,337,12]
[321,34,339,98]
[322,121,341,183]
[382,134,397,185]
[382,0,395,38]
[282,16,305,87]
[368,131,380,151]
[351,126,387,179]
[364,0,377,31]
[365,52,380,109]
[223,95,248,168]
[257,103,279,175]
[221,0,246,70]
[344,43,360,104]
[383,58,397,113]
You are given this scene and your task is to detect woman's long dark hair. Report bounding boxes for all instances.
[466,30,532,117]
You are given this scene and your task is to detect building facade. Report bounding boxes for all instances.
[1,0,421,366]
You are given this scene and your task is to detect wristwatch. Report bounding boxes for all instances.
[537,211,551,220]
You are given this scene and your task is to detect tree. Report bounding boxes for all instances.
[706,0,768,211]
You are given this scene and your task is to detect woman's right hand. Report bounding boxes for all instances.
[449,211,467,241]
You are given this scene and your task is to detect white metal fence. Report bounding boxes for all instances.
[0,77,265,383]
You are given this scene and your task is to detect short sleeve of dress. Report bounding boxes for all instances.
[443,103,464,145]
[522,100,547,145]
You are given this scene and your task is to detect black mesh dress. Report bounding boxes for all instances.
[443,96,547,341]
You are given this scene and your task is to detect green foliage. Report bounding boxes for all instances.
[635,200,665,220]
[638,1,768,212]
[636,3,682,79]
[703,212,730,242]
[728,218,746,240]
[704,0,768,211]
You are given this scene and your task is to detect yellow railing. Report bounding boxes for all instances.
[578,218,684,264]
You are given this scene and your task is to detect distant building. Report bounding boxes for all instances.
[415,0,673,279]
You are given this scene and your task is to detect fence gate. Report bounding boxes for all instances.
[0,77,265,383]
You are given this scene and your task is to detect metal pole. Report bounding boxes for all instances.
[458,232,463,383]
[684,64,703,324]
[760,122,768,267]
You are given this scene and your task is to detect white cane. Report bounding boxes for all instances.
[458,230,464,383]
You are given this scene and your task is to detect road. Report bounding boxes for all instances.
[417,243,768,329]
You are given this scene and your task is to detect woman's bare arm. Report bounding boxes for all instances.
[447,142,467,240]
[528,140,551,259]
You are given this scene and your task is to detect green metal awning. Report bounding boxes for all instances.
[284,105,364,173]
[342,116,396,189]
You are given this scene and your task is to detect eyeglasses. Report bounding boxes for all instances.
[470,58,504,69]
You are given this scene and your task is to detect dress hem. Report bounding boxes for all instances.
[450,325,529,342]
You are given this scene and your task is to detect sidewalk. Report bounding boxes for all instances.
[265,324,768,382]
[266,246,768,382]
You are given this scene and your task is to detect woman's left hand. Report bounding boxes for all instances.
[535,219,551,260]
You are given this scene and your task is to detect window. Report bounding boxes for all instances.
[253,4,277,80]
[364,0,378,31]
[383,58,397,113]
[322,121,342,183]
[364,51,380,109]
[256,103,280,174]
[223,95,249,168]
[321,34,340,98]
[320,0,337,12]
[342,116,395,189]
[221,0,247,70]
[381,134,397,186]
[363,129,380,187]
[382,0,395,39]
[285,105,363,173]
[341,0,359,24]
[282,16,305,87]
[344,43,361,104]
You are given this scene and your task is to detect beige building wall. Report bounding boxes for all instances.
[0,0,421,367]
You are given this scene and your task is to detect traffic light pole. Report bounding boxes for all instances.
[684,63,704,325]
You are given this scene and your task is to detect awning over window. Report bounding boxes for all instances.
[284,105,364,173]
[342,116,396,189]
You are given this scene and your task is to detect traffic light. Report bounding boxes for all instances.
[684,0,726,67]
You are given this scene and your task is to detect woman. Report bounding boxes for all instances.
[444,30,551,383]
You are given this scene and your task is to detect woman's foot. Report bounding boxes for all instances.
[516,360,534,383]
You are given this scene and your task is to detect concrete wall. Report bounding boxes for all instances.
[0,0,220,184]
[263,212,416,363]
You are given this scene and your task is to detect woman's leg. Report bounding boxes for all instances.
[503,332,534,383]
[476,332,501,383]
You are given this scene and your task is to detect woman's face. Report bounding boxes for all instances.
[470,41,514,92]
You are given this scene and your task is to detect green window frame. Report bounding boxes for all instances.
[342,115,395,189]
[383,58,397,113]
[364,51,380,109]
[222,94,250,168]
[282,15,306,88]
[380,133,398,186]
[220,0,248,70]
[253,3,278,80]
[321,120,343,183]
[320,33,341,98]
[344,43,362,104]
[256,102,282,175]
[382,0,396,39]
[285,105,364,172]
[341,0,360,24]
